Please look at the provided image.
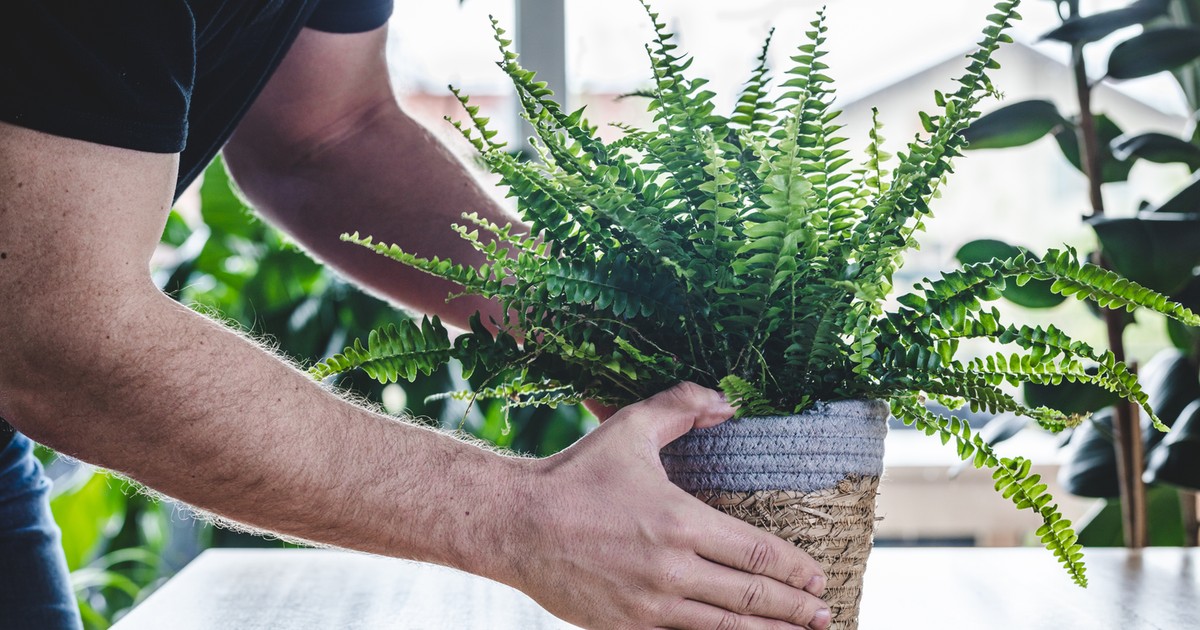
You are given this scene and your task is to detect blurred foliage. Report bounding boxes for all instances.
[35,447,172,628]
[961,0,1200,545]
[45,156,594,627]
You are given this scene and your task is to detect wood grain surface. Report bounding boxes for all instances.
[113,547,1198,629]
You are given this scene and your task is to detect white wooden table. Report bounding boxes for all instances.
[114,547,1198,629]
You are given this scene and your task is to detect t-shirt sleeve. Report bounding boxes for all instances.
[0,1,196,154]
[307,0,394,34]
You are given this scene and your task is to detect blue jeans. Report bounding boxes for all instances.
[0,433,82,629]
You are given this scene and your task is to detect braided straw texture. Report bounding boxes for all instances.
[695,475,880,630]
[662,401,889,629]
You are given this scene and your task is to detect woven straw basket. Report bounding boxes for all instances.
[661,400,890,630]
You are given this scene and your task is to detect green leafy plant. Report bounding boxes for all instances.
[312,0,1200,585]
[960,0,1200,546]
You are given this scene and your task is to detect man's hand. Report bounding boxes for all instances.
[499,383,831,630]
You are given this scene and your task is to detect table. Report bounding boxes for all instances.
[114,548,1198,629]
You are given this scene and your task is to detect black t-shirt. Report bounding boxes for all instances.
[0,0,392,447]
[0,0,394,200]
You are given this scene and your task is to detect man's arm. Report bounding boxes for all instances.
[0,125,830,628]
[222,27,508,330]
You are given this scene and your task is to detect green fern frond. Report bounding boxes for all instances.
[542,255,684,319]
[448,85,505,152]
[341,233,493,292]
[892,396,1087,588]
[731,28,778,135]
[310,317,453,384]
[719,374,778,418]
[1026,249,1200,326]
[852,0,1019,292]
[425,380,581,409]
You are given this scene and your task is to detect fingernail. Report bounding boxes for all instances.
[811,608,831,630]
[805,574,826,595]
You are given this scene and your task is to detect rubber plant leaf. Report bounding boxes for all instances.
[962,100,1066,149]
[1040,0,1170,44]
[1166,275,1200,352]
[1144,398,1200,490]
[1053,114,1133,183]
[1058,410,1120,498]
[1135,349,1200,452]
[1106,26,1200,80]
[1110,132,1200,170]
[1088,213,1200,294]
[1146,172,1200,214]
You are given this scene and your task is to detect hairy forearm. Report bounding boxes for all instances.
[224,102,517,330]
[1,281,522,576]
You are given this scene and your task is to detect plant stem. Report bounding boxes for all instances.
[1071,38,1149,549]
[1072,50,1105,218]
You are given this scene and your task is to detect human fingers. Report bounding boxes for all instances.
[605,381,734,448]
[692,515,827,595]
[658,599,811,630]
[684,558,830,629]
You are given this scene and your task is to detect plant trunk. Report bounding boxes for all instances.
[1071,39,1149,549]
[661,400,889,630]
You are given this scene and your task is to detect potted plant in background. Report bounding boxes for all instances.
[957,0,1200,547]
[311,0,1199,625]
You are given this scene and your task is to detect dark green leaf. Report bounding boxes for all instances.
[50,473,127,571]
[1089,214,1200,294]
[1166,316,1200,352]
[955,239,1066,308]
[1111,132,1200,169]
[1136,348,1200,450]
[198,157,261,240]
[1040,0,1170,44]
[1106,26,1200,80]
[1053,115,1134,183]
[160,210,192,247]
[1166,274,1200,351]
[1146,172,1200,213]
[1059,410,1119,498]
[1170,0,1200,118]
[1145,399,1200,490]
[963,100,1066,149]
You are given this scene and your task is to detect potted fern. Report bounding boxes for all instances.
[311,0,1200,626]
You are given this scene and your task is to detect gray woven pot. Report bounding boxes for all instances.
[659,399,891,630]
[661,399,890,493]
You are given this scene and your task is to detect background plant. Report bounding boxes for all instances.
[960,0,1200,547]
[312,0,1200,585]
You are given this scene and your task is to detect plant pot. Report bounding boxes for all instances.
[661,399,890,630]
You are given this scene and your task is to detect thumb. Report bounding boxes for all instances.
[610,382,735,448]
